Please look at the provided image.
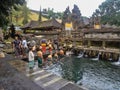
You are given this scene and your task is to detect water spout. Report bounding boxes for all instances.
[77,52,84,58]
[112,57,120,65]
[91,53,100,61]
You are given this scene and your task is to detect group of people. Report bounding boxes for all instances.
[12,36,65,70]
[28,39,65,70]
[12,36,28,58]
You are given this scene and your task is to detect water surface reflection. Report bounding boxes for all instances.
[47,56,120,90]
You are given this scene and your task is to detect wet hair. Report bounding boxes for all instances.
[35,45,40,51]
[22,37,25,40]
[29,46,33,51]
[29,43,34,47]
[15,36,18,39]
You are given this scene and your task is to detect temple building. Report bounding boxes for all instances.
[21,18,62,36]
[83,28,120,50]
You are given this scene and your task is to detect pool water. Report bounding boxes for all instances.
[46,56,120,90]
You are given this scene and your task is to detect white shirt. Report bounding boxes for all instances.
[22,40,28,48]
[28,51,34,61]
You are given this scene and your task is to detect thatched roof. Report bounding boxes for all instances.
[21,20,39,30]
[21,18,62,30]
[32,18,61,30]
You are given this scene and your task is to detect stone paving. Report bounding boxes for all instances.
[0,58,44,90]
[0,55,87,90]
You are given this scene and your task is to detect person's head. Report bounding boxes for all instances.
[15,36,18,40]
[49,44,52,48]
[48,54,52,59]
[15,32,18,35]
[29,43,34,48]
[37,51,42,56]
[59,49,64,55]
[22,37,25,40]
[29,45,36,51]
[54,53,58,58]
[29,47,33,51]
[32,45,36,51]
[48,39,51,42]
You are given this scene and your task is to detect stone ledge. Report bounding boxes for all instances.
[59,83,87,90]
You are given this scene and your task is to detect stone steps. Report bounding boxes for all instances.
[7,58,87,90]
[25,67,86,90]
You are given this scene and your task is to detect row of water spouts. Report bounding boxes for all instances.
[77,51,120,65]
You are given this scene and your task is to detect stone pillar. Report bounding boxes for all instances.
[79,41,82,46]
[88,40,91,47]
[102,41,106,49]
[113,54,119,61]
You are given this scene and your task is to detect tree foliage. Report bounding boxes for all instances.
[41,8,63,20]
[0,0,25,27]
[22,1,31,25]
[11,4,23,25]
[93,0,120,26]
[55,12,63,19]
[10,2,31,25]
[47,8,55,19]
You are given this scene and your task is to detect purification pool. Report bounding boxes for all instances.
[46,56,120,90]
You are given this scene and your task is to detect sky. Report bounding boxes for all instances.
[27,0,105,17]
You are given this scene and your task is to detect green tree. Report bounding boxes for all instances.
[55,12,63,19]
[0,0,25,27]
[11,4,23,25]
[22,1,31,25]
[95,0,120,26]
[47,8,55,19]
